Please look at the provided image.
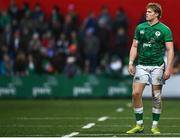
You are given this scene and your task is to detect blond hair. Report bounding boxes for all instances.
[146,3,162,19]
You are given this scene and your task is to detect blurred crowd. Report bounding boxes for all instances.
[0,1,129,77]
[0,1,180,77]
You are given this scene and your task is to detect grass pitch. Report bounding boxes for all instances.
[0,99,180,137]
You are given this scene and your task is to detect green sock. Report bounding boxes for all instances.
[152,113,160,121]
[135,113,143,121]
[134,107,143,125]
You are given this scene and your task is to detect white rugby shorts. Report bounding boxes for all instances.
[134,64,165,85]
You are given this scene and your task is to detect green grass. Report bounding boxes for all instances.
[0,99,180,137]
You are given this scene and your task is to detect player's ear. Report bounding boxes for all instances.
[155,12,159,18]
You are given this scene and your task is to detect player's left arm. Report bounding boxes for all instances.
[164,42,174,80]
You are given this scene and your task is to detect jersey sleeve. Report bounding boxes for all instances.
[164,27,173,42]
[134,26,140,40]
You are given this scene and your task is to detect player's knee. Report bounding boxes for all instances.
[132,91,142,99]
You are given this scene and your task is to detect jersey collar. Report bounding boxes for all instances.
[147,21,160,27]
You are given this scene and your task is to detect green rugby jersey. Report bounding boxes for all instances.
[134,21,173,66]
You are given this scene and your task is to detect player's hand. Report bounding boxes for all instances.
[128,64,135,76]
[163,68,171,80]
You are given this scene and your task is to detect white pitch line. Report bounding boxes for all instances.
[61,132,79,138]
[16,116,180,120]
[12,133,180,137]
[98,116,109,121]
[62,132,79,138]
[16,117,96,120]
[0,124,83,128]
[127,102,132,108]
[78,133,180,136]
[82,123,95,129]
[96,124,131,127]
[2,124,180,128]
[110,117,180,120]
[116,107,124,112]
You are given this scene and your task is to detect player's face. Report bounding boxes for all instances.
[146,8,158,21]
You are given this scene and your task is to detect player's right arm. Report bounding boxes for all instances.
[128,39,138,76]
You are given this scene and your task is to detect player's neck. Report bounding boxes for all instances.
[148,18,159,26]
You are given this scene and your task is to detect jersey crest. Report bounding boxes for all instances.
[155,31,161,37]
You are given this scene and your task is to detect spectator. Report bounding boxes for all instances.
[49,6,64,38]
[55,33,69,55]
[114,27,128,65]
[21,27,32,54]
[97,6,112,61]
[51,33,68,73]
[82,11,97,33]
[8,0,20,21]
[32,3,44,21]
[69,31,78,53]
[83,28,100,73]
[65,56,77,78]
[10,29,23,55]
[1,24,13,47]
[29,32,44,74]
[113,8,129,33]
[29,32,42,52]
[27,54,35,74]
[14,51,27,76]
[0,11,11,30]
[98,5,112,30]
[67,3,79,31]
[20,9,34,32]
[0,53,13,76]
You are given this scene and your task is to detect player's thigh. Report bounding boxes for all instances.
[132,82,146,96]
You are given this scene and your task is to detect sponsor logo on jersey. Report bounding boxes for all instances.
[150,38,155,43]
[140,30,145,34]
[143,43,152,48]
